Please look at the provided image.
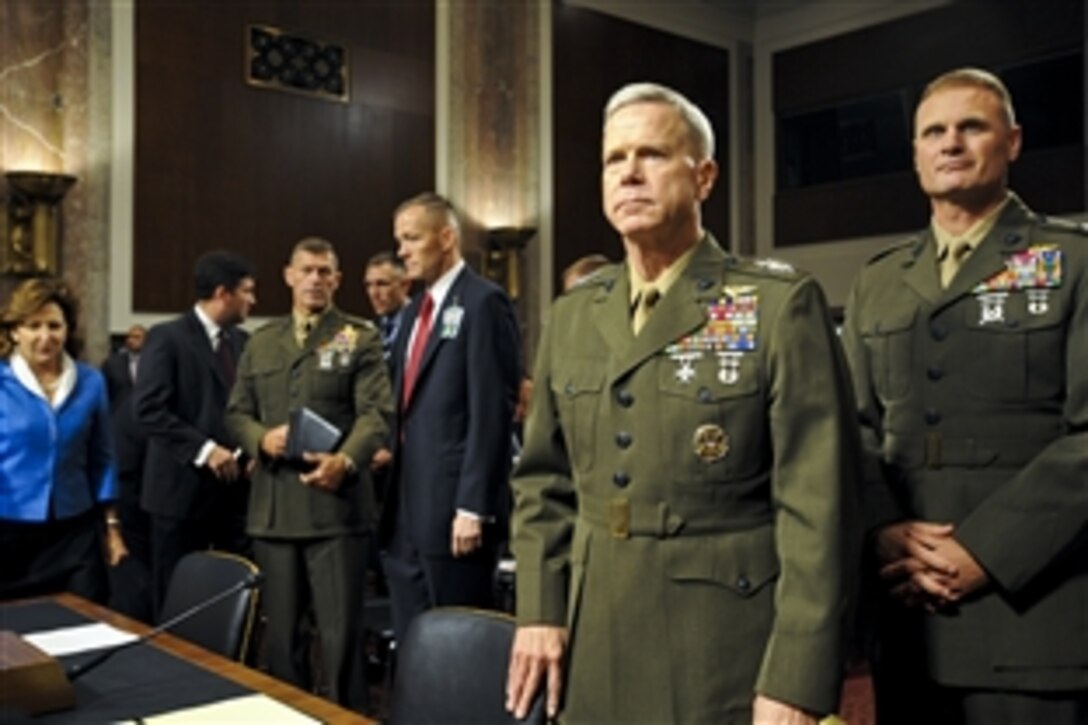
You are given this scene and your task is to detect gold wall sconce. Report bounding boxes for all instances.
[483,226,535,301]
[2,171,78,276]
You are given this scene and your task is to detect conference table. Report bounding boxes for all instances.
[0,592,375,723]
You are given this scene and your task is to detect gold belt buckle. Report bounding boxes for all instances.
[609,498,630,539]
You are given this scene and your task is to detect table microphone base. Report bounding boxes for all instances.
[0,630,76,715]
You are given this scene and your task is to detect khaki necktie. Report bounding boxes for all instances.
[632,287,661,335]
[940,241,973,288]
[295,319,313,347]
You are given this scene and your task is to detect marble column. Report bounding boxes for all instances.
[0,0,112,362]
[441,0,544,366]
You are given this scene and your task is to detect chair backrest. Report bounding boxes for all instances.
[389,608,546,725]
[158,551,260,661]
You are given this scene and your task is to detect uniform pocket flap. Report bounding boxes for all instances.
[251,360,286,376]
[860,308,916,336]
[552,369,605,397]
[665,526,779,597]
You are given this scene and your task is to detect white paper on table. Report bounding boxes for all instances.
[139,693,320,723]
[23,622,139,657]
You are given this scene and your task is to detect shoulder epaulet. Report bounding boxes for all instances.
[1037,214,1088,236]
[734,256,802,281]
[866,238,918,266]
[251,318,282,337]
[563,263,621,294]
[342,316,375,330]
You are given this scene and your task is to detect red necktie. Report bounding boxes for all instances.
[401,293,434,408]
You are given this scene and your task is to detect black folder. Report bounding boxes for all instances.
[285,407,343,461]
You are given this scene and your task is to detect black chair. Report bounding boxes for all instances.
[388,608,546,725]
[158,551,260,661]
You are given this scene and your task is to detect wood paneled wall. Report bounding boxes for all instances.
[552,3,730,291]
[134,0,434,315]
[773,0,1084,246]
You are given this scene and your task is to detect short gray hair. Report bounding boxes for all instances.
[604,82,715,160]
[919,67,1017,128]
[394,191,462,239]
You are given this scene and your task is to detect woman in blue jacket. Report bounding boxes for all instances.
[0,278,125,602]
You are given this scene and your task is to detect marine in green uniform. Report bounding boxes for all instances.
[506,82,861,724]
[842,68,1088,723]
[225,237,392,712]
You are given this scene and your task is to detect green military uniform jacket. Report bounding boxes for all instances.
[226,308,393,538]
[842,194,1088,690]
[512,235,861,722]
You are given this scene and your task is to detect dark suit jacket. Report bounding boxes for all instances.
[380,265,521,556]
[101,349,145,483]
[134,310,248,521]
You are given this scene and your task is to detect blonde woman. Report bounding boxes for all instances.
[0,278,124,602]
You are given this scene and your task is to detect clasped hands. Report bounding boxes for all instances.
[875,520,989,610]
[260,424,348,492]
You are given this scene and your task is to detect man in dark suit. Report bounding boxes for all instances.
[133,251,256,615]
[379,192,521,645]
[364,251,412,368]
[363,251,412,493]
[843,68,1088,724]
[101,324,152,620]
[226,237,392,711]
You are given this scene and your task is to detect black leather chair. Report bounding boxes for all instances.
[158,551,260,661]
[388,608,546,725]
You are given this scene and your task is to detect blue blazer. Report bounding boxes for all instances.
[380,266,521,556]
[0,360,117,521]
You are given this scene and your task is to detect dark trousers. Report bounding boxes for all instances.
[108,491,153,621]
[0,511,107,603]
[253,535,369,713]
[874,662,1088,725]
[149,508,251,617]
[381,527,498,646]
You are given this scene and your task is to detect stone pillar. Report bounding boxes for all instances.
[439,0,544,367]
[0,0,112,362]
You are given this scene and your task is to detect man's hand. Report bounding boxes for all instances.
[299,452,348,492]
[875,520,986,608]
[104,525,129,567]
[900,529,988,603]
[370,446,393,472]
[206,445,240,482]
[260,424,288,459]
[506,625,567,720]
[874,520,954,567]
[451,513,483,557]
[752,695,818,724]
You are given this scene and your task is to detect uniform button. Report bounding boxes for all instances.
[697,278,714,291]
[1004,233,1021,246]
[1005,319,1020,329]
[926,366,943,381]
[697,387,713,403]
[564,381,575,396]
[930,324,947,341]
[924,409,942,425]
[291,368,302,378]
[615,431,633,449]
[616,389,634,407]
[612,471,631,488]
[736,576,751,592]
